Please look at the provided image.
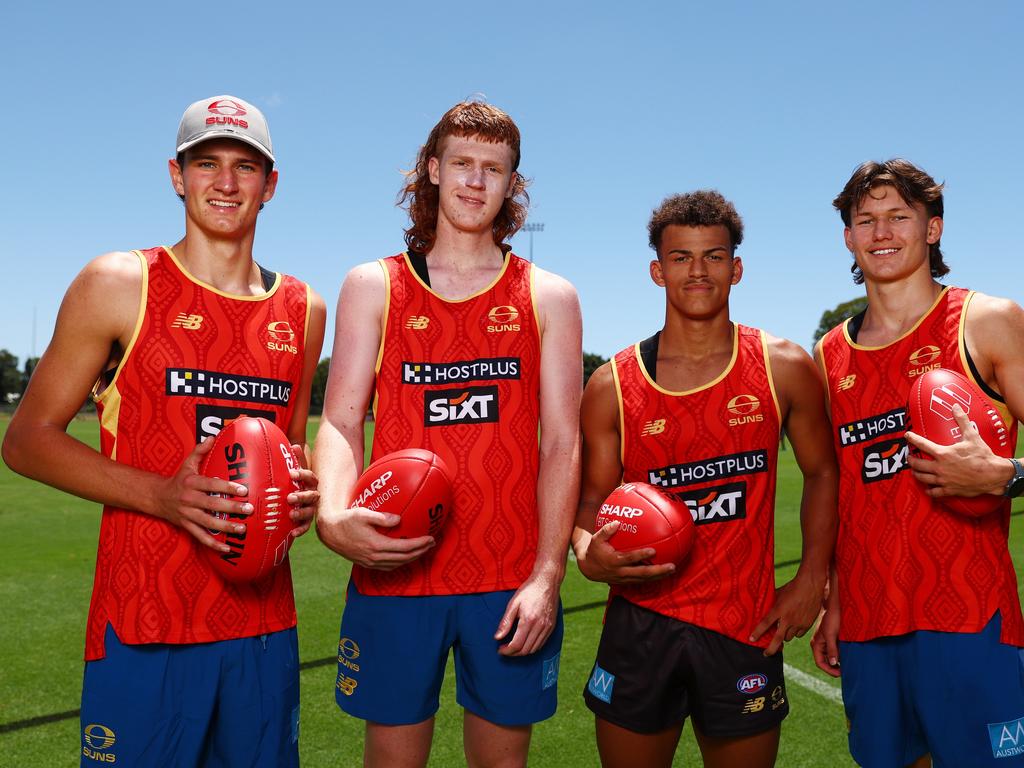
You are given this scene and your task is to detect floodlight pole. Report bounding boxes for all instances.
[523,222,545,262]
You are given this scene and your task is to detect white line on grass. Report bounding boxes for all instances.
[783,663,844,705]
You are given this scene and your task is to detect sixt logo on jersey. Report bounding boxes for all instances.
[402,357,520,385]
[166,368,292,406]
[195,404,276,442]
[424,385,499,426]
[648,450,767,489]
[727,394,764,427]
[486,305,520,333]
[671,481,747,525]
[908,345,941,378]
[837,407,908,447]
[861,437,909,484]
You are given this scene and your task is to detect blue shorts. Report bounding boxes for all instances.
[80,624,299,768]
[335,580,563,726]
[840,612,1024,767]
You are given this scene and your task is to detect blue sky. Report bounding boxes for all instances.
[3,1,1021,365]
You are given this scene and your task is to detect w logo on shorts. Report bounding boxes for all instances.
[542,653,560,690]
[588,664,615,703]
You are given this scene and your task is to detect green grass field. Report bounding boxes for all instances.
[1,415,1021,766]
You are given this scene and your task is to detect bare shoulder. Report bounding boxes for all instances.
[532,265,579,305]
[966,291,1024,333]
[764,332,815,371]
[583,360,616,399]
[336,260,386,310]
[76,250,144,293]
[63,251,144,337]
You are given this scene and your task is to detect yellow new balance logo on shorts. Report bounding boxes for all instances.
[171,313,203,330]
[336,673,358,696]
[641,419,666,436]
[742,697,766,714]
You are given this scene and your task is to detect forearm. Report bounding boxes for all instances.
[3,420,165,515]
[795,469,838,583]
[311,415,364,521]
[531,431,581,584]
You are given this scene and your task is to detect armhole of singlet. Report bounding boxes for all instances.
[93,250,149,403]
[610,354,627,468]
[959,292,1006,403]
[759,330,783,427]
[638,332,660,383]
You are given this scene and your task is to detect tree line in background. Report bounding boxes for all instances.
[0,297,868,414]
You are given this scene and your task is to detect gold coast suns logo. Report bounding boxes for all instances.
[82,723,117,763]
[908,345,941,378]
[266,321,298,355]
[405,316,430,330]
[726,394,763,427]
[641,419,666,436]
[486,305,520,333]
[171,312,203,330]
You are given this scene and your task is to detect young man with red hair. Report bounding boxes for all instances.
[2,94,325,766]
[315,101,582,767]
[813,158,1024,767]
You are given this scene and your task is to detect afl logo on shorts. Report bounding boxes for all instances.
[736,673,767,694]
[726,394,763,427]
[486,305,520,333]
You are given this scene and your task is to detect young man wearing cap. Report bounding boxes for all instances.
[2,95,325,767]
[572,191,837,768]
[812,158,1024,767]
[314,101,582,767]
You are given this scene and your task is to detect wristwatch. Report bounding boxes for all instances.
[1005,458,1024,498]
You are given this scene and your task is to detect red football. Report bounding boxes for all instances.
[907,367,1013,517]
[350,449,453,539]
[595,482,695,566]
[199,416,300,582]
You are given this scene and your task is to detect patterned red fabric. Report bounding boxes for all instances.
[611,325,781,648]
[354,253,541,596]
[820,286,1023,645]
[86,246,309,660]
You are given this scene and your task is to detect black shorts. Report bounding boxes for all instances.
[583,596,789,737]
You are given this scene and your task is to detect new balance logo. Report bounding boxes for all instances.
[171,313,203,330]
[641,419,666,436]
[837,375,856,392]
[587,665,615,703]
[405,316,430,330]
[742,697,766,714]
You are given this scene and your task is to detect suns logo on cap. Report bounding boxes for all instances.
[208,99,247,117]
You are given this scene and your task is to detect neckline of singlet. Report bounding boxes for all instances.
[407,247,512,288]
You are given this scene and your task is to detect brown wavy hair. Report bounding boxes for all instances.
[400,102,529,253]
[648,190,744,256]
[833,159,947,285]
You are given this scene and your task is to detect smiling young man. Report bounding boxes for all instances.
[812,158,1024,767]
[2,95,326,767]
[572,191,837,768]
[314,101,582,767]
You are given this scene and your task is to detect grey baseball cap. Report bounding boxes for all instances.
[176,95,275,162]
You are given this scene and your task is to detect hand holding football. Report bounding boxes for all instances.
[595,482,695,567]
[349,449,454,539]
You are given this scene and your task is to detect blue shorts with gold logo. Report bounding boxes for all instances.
[336,580,563,726]
[80,624,299,767]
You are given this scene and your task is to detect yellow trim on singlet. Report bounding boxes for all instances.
[400,250,515,303]
[958,291,1015,428]
[813,342,832,411]
[528,261,542,349]
[841,286,951,350]
[760,330,783,428]
[162,245,281,300]
[371,259,391,423]
[634,323,740,396]
[610,355,627,467]
[91,250,149,462]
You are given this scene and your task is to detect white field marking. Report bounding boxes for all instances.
[783,663,844,705]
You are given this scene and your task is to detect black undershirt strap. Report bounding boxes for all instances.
[638,332,660,382]
[846,309,1004,403]
[408,251,431,287]
[256,263,276,292]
